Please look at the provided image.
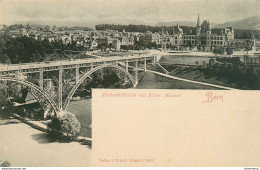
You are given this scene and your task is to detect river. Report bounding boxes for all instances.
[67,99,92,138]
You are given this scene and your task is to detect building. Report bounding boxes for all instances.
[139,31,153,46]
[120,36,134,46]
[172,14,236,51]
[173,25,184,48]
[112,39,121,51]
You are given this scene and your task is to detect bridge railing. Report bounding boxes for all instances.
[0,53,157,72]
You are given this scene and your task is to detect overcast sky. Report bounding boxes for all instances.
[0,0,259,27]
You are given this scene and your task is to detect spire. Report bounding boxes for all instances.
[177,23,180,30]
[197,13,200,27]
[251,30,255,39]
[208,19,211,31]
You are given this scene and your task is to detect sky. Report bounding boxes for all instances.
[0,0,259,27]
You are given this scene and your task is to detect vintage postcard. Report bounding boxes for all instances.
[92,89,260,167]
[0,0,259,168]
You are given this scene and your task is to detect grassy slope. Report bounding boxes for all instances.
[161,65,259,90]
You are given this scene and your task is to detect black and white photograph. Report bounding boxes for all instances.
[0,0,260,167]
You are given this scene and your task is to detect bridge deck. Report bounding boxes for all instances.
[0,54,155,72]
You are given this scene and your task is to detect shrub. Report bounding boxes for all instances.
[0,160,11,167]
[47,111,81,140]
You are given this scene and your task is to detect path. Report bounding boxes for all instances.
[146,70,237,90]
[136,71,218,89]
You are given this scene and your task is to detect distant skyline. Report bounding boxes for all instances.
[0,0,259,27]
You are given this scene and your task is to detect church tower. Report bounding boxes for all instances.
[251,31,256,51]
[197,13,200,27]
[196,13,201,46]
[207,20,211,35]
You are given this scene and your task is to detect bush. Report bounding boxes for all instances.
[0,160,11,167]
[47,111,81,140]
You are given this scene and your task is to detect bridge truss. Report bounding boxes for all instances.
[0,54,156,117]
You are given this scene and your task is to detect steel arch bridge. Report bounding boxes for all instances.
[62,64,136,110]
[0,54,157,117]
[0,77,60,116]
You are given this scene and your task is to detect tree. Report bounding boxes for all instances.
[209,58,215,67]
[47,111,81,140]
[121,45,128,51]
[213,47,224,55]
[0,54,11,64]
[226,47,233,55]
[26,23,31,29]
[244,54,249,64]
[197,44,201,51]
[133,44,141,50]
[108,43,113,50]
[166,43,173,49]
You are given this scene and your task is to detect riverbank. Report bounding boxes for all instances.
[0,117,91,167]
[136,71,219,89]
[67,99,92,138]
[161,64,259,90]
[157,54,260,90]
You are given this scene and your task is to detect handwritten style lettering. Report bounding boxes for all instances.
[203,92,223,103]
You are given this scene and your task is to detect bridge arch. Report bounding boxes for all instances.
[63,64,135,110]
[0,77,59,116]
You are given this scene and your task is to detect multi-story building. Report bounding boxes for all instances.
[120,36,134,46]
[160,29,173,49]
[112,39,122,51]
[173,14,235,51]
[172,25,183,48]
[139,31,153,46]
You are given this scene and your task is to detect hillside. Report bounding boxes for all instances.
[215,15,260,30]
[155,21,196,27]
[155,15,260,30]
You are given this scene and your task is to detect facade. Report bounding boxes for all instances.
[120,36,134,46]
[5,18,255,52]
[112,39,121,50]
[173,14,236,51]
[96,37,109,46]
[139,31,153,46]
[173,25,184,47]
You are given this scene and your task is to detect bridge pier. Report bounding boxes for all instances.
[144,58,147,71]
[126,60,129,72]
[39,68,43,89]
[75,65,79,84]
[0,55,156,111]
[135,60,138,86]
[153,54,158,64]
[58,66,63,111]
